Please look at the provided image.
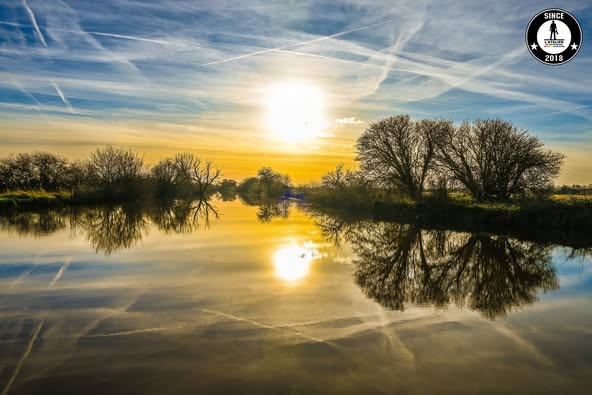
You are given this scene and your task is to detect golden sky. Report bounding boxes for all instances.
[1,0,591,185]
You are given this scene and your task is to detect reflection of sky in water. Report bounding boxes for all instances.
[0,199,591,395]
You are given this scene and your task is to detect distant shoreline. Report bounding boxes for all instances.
[2,189,591,249]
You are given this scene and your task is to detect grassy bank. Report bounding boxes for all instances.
[306,189,592,248]
[0,191,72,209]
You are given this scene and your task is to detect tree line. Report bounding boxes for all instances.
[0,145,296,202]
[345,115,564,201]
[0,146,223,200]
[0,115,569,203]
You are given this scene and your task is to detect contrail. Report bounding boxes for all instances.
[0,102,88,115]
[17,86,42,106]
[494,324,553,367]
[85,325,187,338]
[0,20,186,47]
[21,0,47,47]
[1,321,44,395]
[0,21,23,27]
[199,18,395,67]
[200,308,340,348]
[50,82,75,113]
[88,31,188,46]
[10,263,39,288]
[48,259,71,288]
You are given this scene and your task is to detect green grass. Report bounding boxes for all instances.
[0,190,72,209]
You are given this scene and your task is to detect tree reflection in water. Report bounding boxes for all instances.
[0,198,218,255]
[75,205,149,255]
[150,199,219,234]
[0,210,67,237]
[316,216,560,319]
[256,200,290,223]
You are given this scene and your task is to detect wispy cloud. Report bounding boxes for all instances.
[334,117,363,125]
[51,81,75,113]
[0,0,591,183]
[21,0,47,47]
[87,31,190,46]
[49,258,71,288]
[199,17,397,67]
[0,321,44,395]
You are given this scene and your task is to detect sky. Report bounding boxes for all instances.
[0,0,591,184]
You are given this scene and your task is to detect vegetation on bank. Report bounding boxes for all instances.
[0,190,72,208]
[1,114,591,239]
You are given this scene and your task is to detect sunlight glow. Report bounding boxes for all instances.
[264,81,326,143]
[273,242,319,283]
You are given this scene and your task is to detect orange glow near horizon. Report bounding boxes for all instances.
[0,117,589,186]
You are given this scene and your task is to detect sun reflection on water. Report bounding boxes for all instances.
[273,241,320,283]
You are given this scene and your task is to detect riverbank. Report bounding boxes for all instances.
[2,189,591,247]
[0,191,72,209]
[305,191,592,248]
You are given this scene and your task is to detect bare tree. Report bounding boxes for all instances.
[153,153,221,196]
[0,152,70,191]
[88,146,145,189]
[190,157,222,196]
[31,152,69,190]
[356,115,443,199]
[321,163,369,192]
[152,157,178,185]
[433,119,564,200]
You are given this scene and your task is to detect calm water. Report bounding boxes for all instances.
[0,199,591,394]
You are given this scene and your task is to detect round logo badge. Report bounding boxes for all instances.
[526,8,582,65]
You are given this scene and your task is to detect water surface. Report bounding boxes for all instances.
[1,199,591,394]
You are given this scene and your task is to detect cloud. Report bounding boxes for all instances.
[334,117,363,125]
[198,17,397,67]
[21,0,47,47]
[0,0,590,182]
[51,81,75,113]
[87,31,190,46]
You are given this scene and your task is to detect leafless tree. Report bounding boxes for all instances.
[356,115,446,199]
[321,163,367,190]
[191,157,222,196]
[151,156,178,185]
[154,153,221,196]
[88,146,145,189]
[433,119,564,200]
[0,152,69,191]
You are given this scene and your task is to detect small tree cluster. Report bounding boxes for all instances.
[0,152,80,191]
[237,167,291,197]
[355,115,564,201]
[152,153,221,197]
[0,146,221,199]
[321,163,367,190]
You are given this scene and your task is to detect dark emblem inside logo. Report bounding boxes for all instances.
[526,9,582,65]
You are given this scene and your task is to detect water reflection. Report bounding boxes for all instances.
[238,195,292,223]
[273,242,320,282]
[257,200,291,223]
[0,202,584,316]
[316,217,560,319]
[0,198,218,255]
[0,210,67,237]
[150,199,219,234]
[1,201,591,394]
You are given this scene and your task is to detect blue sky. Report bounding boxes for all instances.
[0,0,591,183]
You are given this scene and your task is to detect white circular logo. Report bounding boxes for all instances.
[536,20,571,54]
[526,8,583,65]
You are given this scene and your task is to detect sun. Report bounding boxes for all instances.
[264,81,326,143]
